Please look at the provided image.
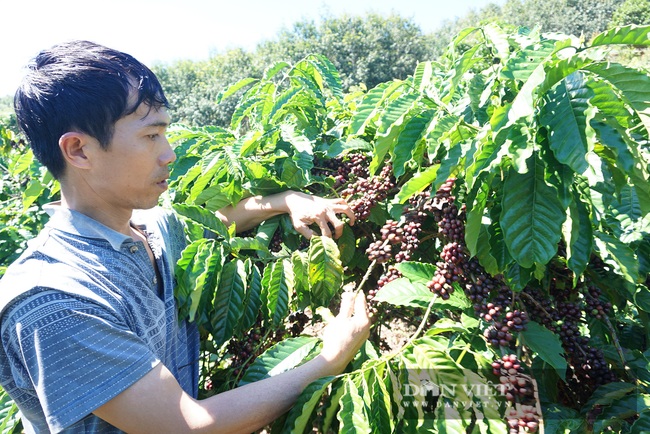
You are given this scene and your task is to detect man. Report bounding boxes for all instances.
[0,40,370,433]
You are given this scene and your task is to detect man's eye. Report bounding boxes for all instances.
[148,134,159,140]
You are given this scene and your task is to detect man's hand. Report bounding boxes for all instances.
[318,290,371,375]
[216,190,355,239]
[93,291,370,434]
[283,191,356,239]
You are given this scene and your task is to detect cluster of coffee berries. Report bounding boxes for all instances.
[582,283,612,320]
[493,354,536,404]
[427,179,516,330]
[287,311,310,337]
[431,178,465,243]
[366,220,402,263]
[427,261,459,300]
[506,406,540,433]
[269,229,283,253]
[312,153,369,188]
[484,310,528,347]
[492,354,540,432]
[521,268,617,407]
[341,163,396,221]
[226,317,286,381]
[226,326,264,379]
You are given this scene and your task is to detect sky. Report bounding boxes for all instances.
[1,0,503,97]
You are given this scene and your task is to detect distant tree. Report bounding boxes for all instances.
[0,95,12,118]
[153,49,261,127]
[155,14,436,127]
[256,13,434,90]
[611,0,650,26]
[500,0,625,38]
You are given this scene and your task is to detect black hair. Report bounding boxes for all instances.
[14,40,168,179]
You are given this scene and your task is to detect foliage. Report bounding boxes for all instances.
[255,13,435,92]
[168,23,650,432]
[154,14,436,128]
[499,0,626,39]
[611,0,650,27]
[152,49,261,127]
[0,125,58,276]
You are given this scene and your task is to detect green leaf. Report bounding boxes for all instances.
[349,81,403,136]
[282,376,335,434]
[268,87,303,124]
[540,72,595,174]
[502,37,558,82]
[210,259,246,346]
[563,189,593,279]
[337,377,371,434]
[0,388,19,433]
[239,336,320,386]
[582,382,637,413]
[373,278,434,308]
[308,236,343,307]
[396,165,438,204]
[367,367,393,434]
[542,404,585,434]
[391,110,434,178]
[175,239,223,324]
[22,179,46,211]
[307,54,344,101]
[216,77,259,104]
[594,230,639,284]
[634,285,650,312]
[336,225,356,266]
[394,261,437,285]
[500,154,565,268]
[413,61,434,92]
[261,259,294,327]
[325,137,372,158]
[464,180,489,257]
[291,251,310,309]
[236,259,262,334]
[520,321,567,378]
[172,203,230,240]
[321,380,345,433]
[590,24,650,48]
[593,393,650,433]
[583,62,650,136]
[377,93,419,136]
[444,44,482,104]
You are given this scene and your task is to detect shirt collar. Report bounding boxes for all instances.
[43,203,135,251]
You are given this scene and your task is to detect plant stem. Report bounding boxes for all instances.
[398,294,438,352]
[603,314,635,381]
[355,258,378,295]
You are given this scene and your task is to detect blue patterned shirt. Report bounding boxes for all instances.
[0,205,200,433]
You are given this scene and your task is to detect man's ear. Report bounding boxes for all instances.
[59,132,92,170]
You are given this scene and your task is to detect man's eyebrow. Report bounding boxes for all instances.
[143,120,170,128]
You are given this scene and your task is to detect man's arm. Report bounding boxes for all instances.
[215,191,355,239]
[93,292,370,434]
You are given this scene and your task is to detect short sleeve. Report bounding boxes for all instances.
[1,289,159,433]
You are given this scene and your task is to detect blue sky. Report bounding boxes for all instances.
[2,0,503,96]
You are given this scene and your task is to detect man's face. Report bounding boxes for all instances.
[85,102,175,212]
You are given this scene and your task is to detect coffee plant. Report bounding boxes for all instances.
[166,23,650,433]
[1,23,649,434]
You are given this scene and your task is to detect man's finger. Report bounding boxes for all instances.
[337,291,355,318]
[353,291,369,319]
[293,221,314,240]
[333,202,356,226]
[316,219,332,238]
[326,212,345,238]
